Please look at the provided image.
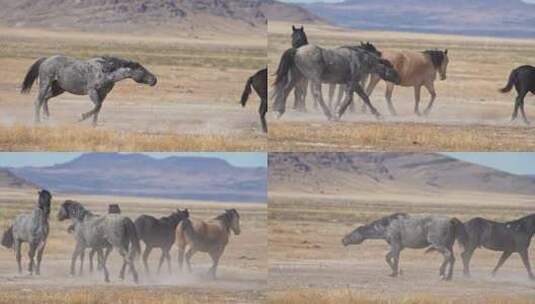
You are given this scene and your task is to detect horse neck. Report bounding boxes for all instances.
[32,208,48,224]
[215,214,232,233]
[107,68,132,83]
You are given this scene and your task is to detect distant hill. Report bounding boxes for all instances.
[269,153,535,195]
[298,0,535,38]
[0,0,320,34]
[9,153,267,203]
[0,169,38,190]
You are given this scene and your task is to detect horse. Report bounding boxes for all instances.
[327,42,383,112]
[241,68,267,133]
[365,49,449,116]
[290,25,310,112]
[67,203,122,274]
[1,190,52,275]
[134,209,189,274]
[272,44,400,121]
[21,55,157,126]
[57,200,141,283]
[342,213,468,280]
[176,209,241,280]
[499,65,535,125]
[461,215,535,280]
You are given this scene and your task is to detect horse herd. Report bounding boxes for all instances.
[343,212,535,281]
[271,25,535,125]
[0,190,241,283]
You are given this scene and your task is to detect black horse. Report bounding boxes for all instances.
[461,215,535,280]
[291,25,309,112]
[500,65,535,125]
[241,68,267,133]
[134,209,189,274]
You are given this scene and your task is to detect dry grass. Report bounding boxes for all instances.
[268,289,535,304]
[0,123,266,151]
[268,121,535,151]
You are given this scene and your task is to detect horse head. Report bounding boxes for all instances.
[342,226,366,246]
[37,189,52,217]
[57,200,85,222]
[291,25,308,48]
[101,57,157,86]
[128,62,157,86]
[342,213,407,246]
[373,58,400,85]
[226,209,241,235]
[108,204,121,214]
[424,49,449,81]
[173,208,190,222]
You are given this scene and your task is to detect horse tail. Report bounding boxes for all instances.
[21,57,47,94]
[272,48,297,100]
[451,218,468,250]
[1,225,14,249]
[240,75,254,107]
[125,218,141,259]
[499,68,517,93]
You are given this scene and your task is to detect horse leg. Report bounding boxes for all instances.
[35,241,46,275]
[142,246,152,274]
[70,244,83,276]
[385,83,397,116]
[27,243,36,275]
[80,89,102,126]
[178,245,185,272]
[310,81,332,120]
[165,250,172,274]
[42,82,65,120]
[434,245,455,280]
[519,91,530,125]
[336,84,347,113]
[78,248,85,276]
[461,247,475,277]
[185,246,197,274]
[208,250,222,280]
[491,251,512,277]
[328,84,336,110]
[273,75,297,118]
[423,81,437,116]
[15,240,22,274]
[129,255,139,284]
[157,248,166,274]
[259,97,267,133]
[355,83,381,119]
[337,83,355,119]
[89,249,95,273]
[293,72,307,112]
[386,244,401,277]
[518,249,535,280]
[364,74,381,112]
[414,85,422,116]
[97,249,110,283]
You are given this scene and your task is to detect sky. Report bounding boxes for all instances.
[0,153,267,168]
[443,153,535,175]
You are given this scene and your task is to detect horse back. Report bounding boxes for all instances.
[176,219,228,251]
[383,51,435,86]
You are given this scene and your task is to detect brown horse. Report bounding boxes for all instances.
[176,209,240,279]
[365,49,449,116]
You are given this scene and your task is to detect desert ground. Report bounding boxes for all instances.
[0,27,267,151]
[0,188,267,303]
[268,189,535,304]
[268,21,535,151]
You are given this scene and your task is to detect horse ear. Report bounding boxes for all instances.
[300,26,304,31]
[292,25,296,32]
[445,49,448,55]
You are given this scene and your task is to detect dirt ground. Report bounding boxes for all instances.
[268,190,535,303]
[268,21,535,151]
[0,189,267,303]
[0,27,267,151]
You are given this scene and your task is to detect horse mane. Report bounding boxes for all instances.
[423,50,445,69]
[374,212,409,227]
[64,200,93,221]
[99,56,141,73]
[506,213,535,232]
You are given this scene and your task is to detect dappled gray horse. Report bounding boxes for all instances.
[461,215,535,279]
[1,190,52,275]
[272,44,400,121]
[342,213,468,280]
[21,55,157,126]
[58,200,141,283]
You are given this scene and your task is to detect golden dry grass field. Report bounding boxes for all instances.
[0,27,267,151]
[268,21,535,151]
[0,188,267,303]
[268,189,535,304]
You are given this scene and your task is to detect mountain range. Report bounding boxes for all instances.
[5,153,267,203]
[298,0,535,38]
[269,153,535,195]
[0,0,320,34]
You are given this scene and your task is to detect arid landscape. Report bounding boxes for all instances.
[268,153,535,303]
[0,188,267,304]
[0,0,277,151]
[268,21,535,151]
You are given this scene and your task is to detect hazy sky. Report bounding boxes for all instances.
[443,153,535,175]
[0,153,267,168]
